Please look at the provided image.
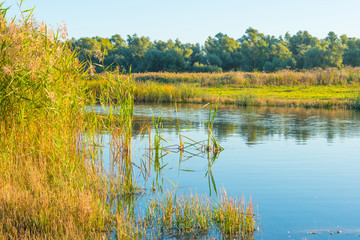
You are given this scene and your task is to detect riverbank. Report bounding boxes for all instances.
[85,72,360,109]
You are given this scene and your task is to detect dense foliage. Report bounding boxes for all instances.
[69,28,360,73]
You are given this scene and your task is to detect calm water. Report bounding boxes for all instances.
[103,103,360,239]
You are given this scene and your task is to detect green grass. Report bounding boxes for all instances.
[85,71,360,108]
[206,85,358,101]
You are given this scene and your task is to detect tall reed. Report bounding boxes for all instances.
[204,103,223,154]
[0,3,113,238]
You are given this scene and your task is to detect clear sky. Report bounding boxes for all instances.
[4,0,360,43]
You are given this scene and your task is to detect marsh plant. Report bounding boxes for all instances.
[145,191,256,239]
[213,191,256,239]
[204,103,223,154]
[0,2,257,239]
[0,3,111,238]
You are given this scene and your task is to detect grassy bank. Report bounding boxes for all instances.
[86,71,360,109]
[128,68,360,87]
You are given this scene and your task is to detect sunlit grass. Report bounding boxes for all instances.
[86,70,360,108]
[206,85,358,101]
[145,191,256,239]
[0,3,111,238]
[0,3,257,239]
[130,67,360,87]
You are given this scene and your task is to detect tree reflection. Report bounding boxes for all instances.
[133,104,360,145]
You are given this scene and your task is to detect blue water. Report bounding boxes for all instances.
[103,104,360,239]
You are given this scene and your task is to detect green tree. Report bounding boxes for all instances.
[205,33,240,70]
[325,31,345,68]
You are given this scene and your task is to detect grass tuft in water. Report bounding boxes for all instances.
[212,191,256,239]
[145,191,256,239]
[204,103,224,154]
[146,192,212,237]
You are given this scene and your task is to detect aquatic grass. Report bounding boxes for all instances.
[204,103,223,154]
[86,77,198,103]
[145,192,212,237]
[145,191,255,239]
[151,114,164,158]
[212,191,256,239]
[149,114,167,192]
[115,212,146,240]
[134,81,197,103]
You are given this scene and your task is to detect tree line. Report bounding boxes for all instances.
[68,27,360,73]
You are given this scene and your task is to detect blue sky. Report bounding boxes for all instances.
[4,0,360,43]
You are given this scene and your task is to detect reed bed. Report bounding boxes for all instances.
[0,4,111,238]
[128,67,360,87]
[86,77,197,104]
[0,3,258,239]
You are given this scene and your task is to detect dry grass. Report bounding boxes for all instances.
[129,68,360,87]
[0,5,111,238]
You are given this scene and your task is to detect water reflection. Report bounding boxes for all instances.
[100,103,360,239]
[133,104,360,145]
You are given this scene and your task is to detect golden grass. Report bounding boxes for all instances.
[0,4,258,239]
[145,191,256,239]
[0,5,111,238]
[129,67,360,87]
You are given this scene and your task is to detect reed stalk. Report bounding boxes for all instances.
[204,103,223,154]
[0,4,112,238]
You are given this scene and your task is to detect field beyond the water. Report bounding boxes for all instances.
[86,69,360,109]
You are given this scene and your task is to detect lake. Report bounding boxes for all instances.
[101,103,360,239]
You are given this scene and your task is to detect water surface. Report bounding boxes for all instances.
[104,104,360,239]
